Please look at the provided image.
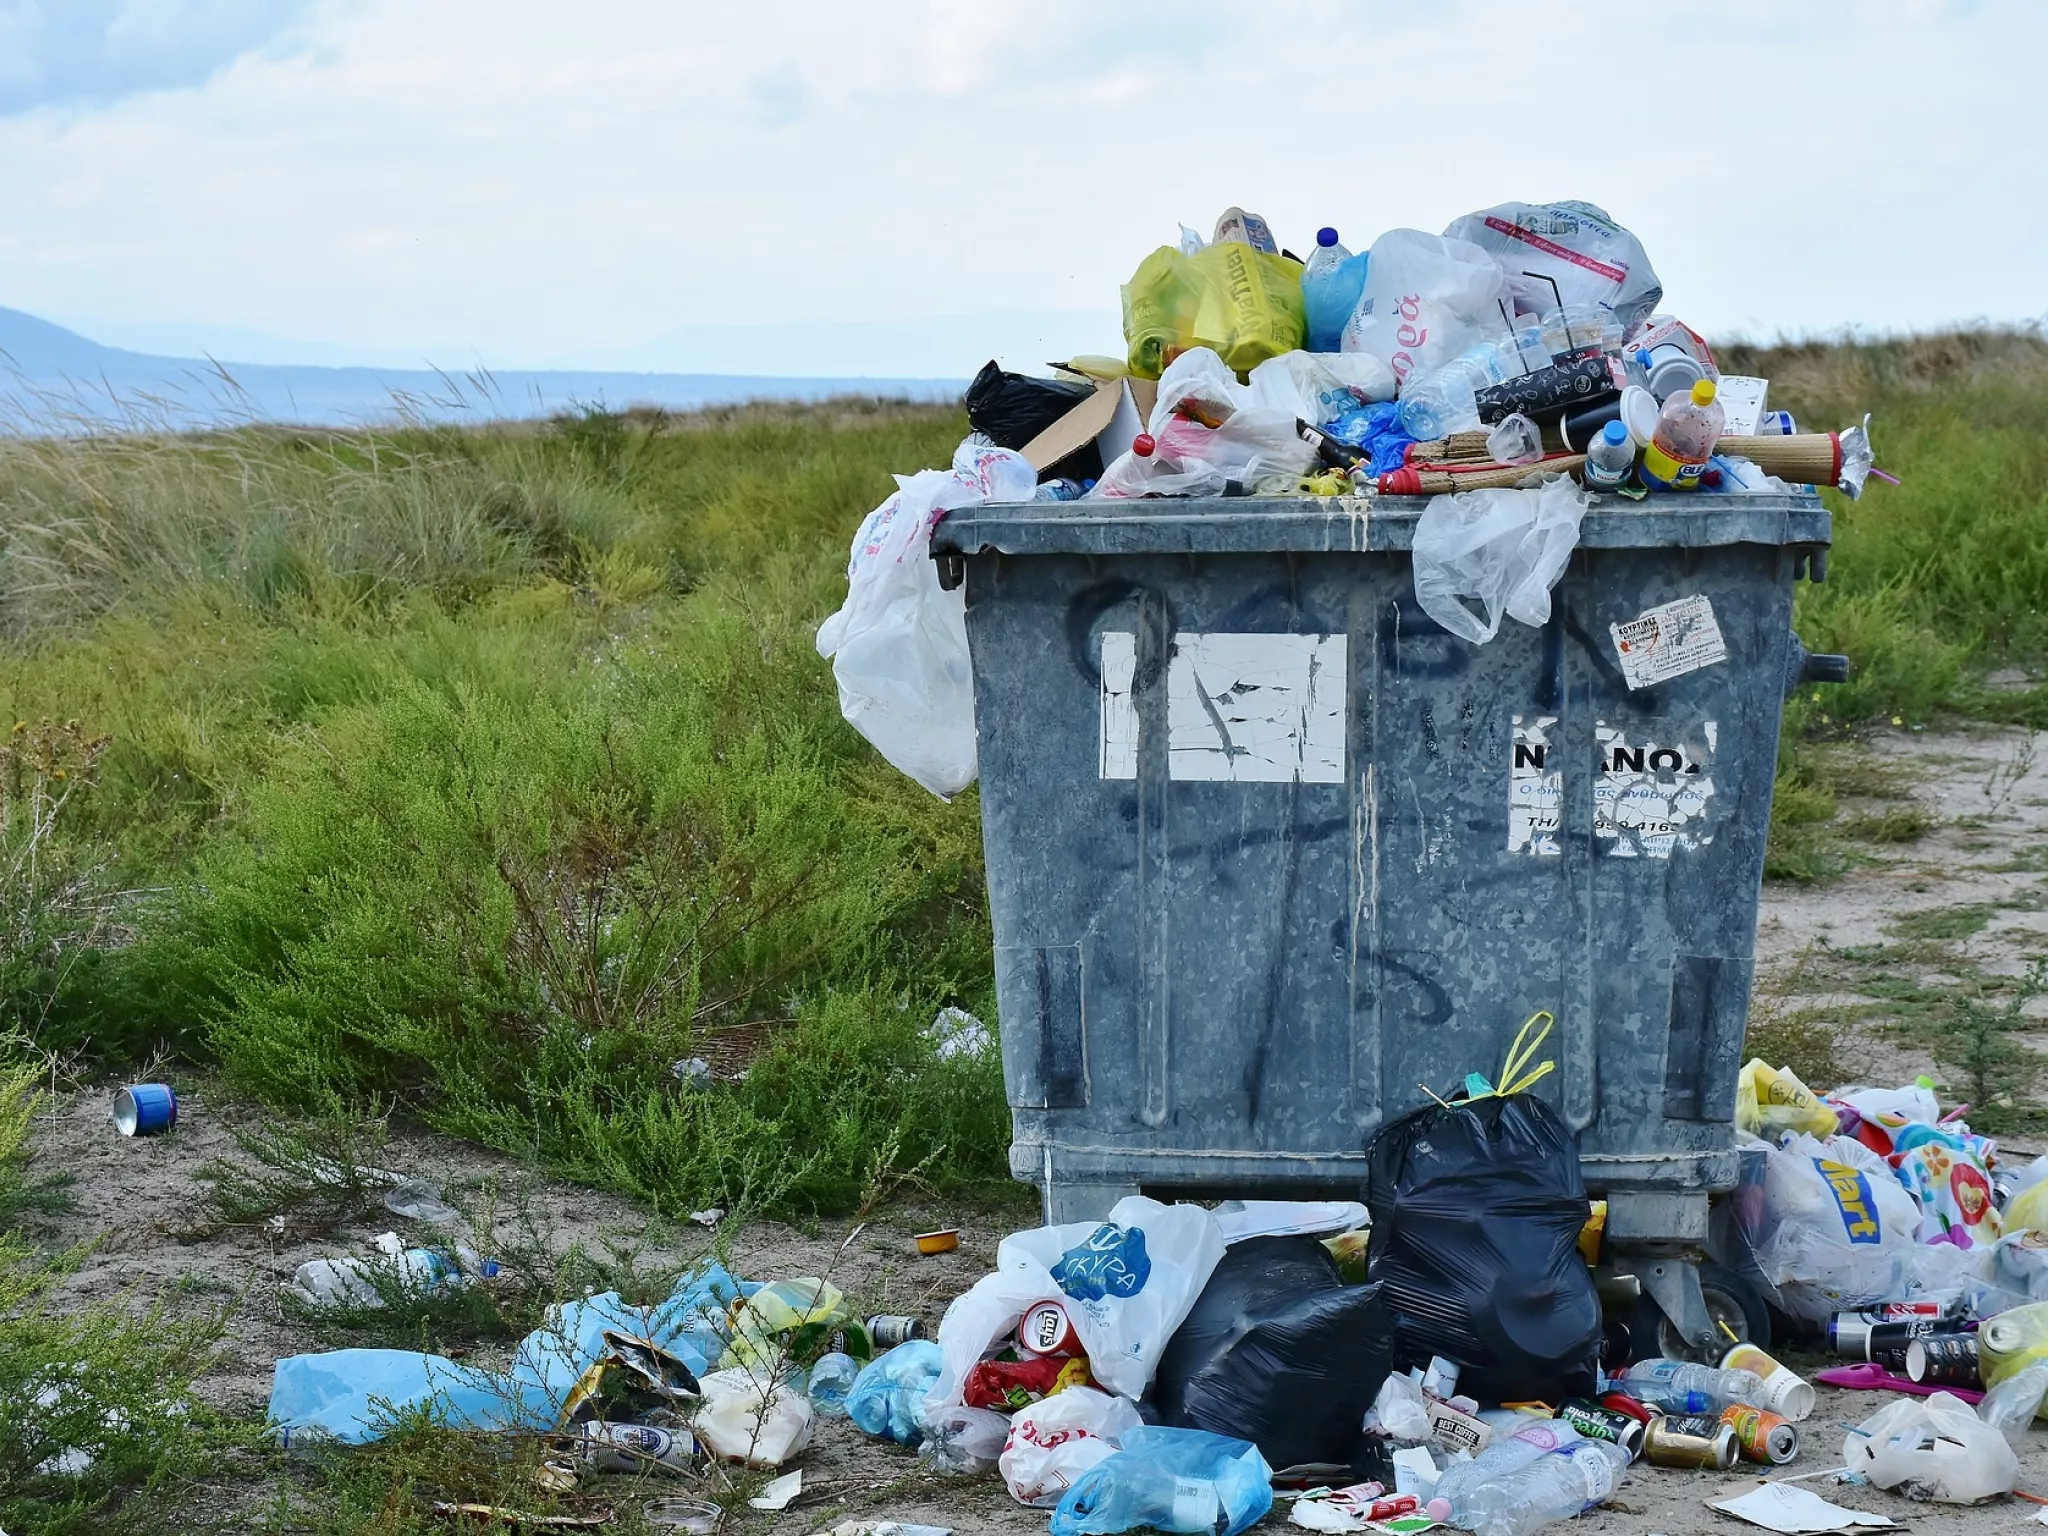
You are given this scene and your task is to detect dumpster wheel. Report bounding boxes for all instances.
[1632,1261,1771,1362]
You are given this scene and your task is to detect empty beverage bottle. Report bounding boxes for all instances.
[1452,1440,1630,1536]
[1395,341,1517,439]
[1638,378,1724,490]
[1611,1358,1765,1414]
[1432,1419,1586,1513]
[289,1248,458,1310]
[1050,1426,1272,1536]
[808,1351,859,1418]
[1583,419,1636,490]
[1302,228,1370,353]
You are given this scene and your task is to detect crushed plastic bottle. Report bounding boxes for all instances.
[1302,228,1370,354]
[1452,1439,1630,1536]
[807,1351,859,1418]
[1638,378,1724,490]
[1611,1358,1765,1415]
[1050,1425,1272,1536]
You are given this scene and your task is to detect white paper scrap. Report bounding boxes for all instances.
[750,1469,803,1511]
[1709,1479,1898,1534]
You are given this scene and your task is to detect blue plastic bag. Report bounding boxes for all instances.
[267,1261,747,1444]
[1050,1425,1273,1536]
[845,1338,943,1447]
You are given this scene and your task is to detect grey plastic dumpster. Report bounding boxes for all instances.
[931,491,1838,1352]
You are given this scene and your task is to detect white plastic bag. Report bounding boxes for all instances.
[1744,1133,1926,1322]
[1243,350,1396,422]
[816,439,1036,798]
[918,1403,1012,1476]
[1095,350,1317,498]
[1843,1390,2016,1503]
[1443,200,1661,333]
[691,1366,814,1468]
[1340,229,1505,389]
[1411,475,1589,644]
[1000,1386,1144,1507]
[930,1196,1224,1405]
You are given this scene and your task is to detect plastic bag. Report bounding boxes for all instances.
[1411,475,1589,645]
[1364,1371,1434,1443]
[1735,1058,1841,1141]
[1340,229,1505,389]
[1444,200,1661,334]
[1150,1236,1393,1471]
[721,1276,866,1373]
[966,360,1094,452]
[917,1402,1011,1475]
[1730,1133,1926,1323]
[1842,1391,2016,1503]
[1979,1302,2048,1415]
[1242,349,1396,422]
[845,1339,942,1447]
[931,1196,1224,1405]
[1092,349,1318,499]
[1050,1425,1273,1536]
[1120,244,1306,380]
[1976,1359,2048,1447]
[692,1366,814,1468]
[1364,1092,1601,1402]
[815,439,1036,798]
[1002,1386,1144,1507]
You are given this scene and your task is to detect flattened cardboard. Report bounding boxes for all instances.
[1022,377,1157,474]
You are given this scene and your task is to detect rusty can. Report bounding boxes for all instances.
[1643,1414,1739,1470]
[1555,1400,1645,1461]
[1905,1332,1981,1388]
[1721,1403,1800,1465]
[866,1314,926,1350]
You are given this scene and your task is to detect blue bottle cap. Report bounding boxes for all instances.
[1601,420,1630,445]
[1317,227,1339,247]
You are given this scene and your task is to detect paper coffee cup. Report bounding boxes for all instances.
[1721,1342,1816,1422]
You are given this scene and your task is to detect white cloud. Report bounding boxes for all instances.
[0,0,2039,374]
[0,0,318,113]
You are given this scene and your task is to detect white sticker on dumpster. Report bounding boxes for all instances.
[1509,714,1562,856]
[1099,632,1348,783]
[1595,721,1718,858]
[1610,593,1728,689]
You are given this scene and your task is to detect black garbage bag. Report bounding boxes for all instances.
[1364,1092,1601,1402]
[1151,1236,1394,1470]
[964,360,1093,458]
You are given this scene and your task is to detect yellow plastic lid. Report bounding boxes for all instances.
[1691,378,1718,406]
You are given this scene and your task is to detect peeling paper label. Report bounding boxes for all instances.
[1100,631,1139,779]
[1509,714,1562,856]
[1595,720,1718,858]
[1611,594,1728,689]
[1100,631,1348,783]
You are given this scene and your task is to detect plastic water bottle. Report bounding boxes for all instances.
[1583,419,1636,491]
[289,1249,455,1309]
[1395,341,1515,439]
[808,1351,859,1418]
[1432,1419,1586,1513]
[1638,378,1725,490]
[1452,1440,1629,1536]
[1612,1358,1765,1414]
[1302,228,1369,353]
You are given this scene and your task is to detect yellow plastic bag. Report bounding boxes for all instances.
[1120,243,1307,380]
[720,1277,867,1372]
[2007,1182,2048,1238]
[1980,1302,2048,1417]
[1736,1059,1839,1139]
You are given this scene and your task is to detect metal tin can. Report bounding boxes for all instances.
[1829,1309,1946,1359]
[1721,1403,1800,1465]
[1755,409,1798,435]
[1599,1391,1658,1425]
[1643,1414,1739,1470]
[1018,1301,1080,1357]
[1906,1332,1981,1388]
[867,1314,927,1350]
[113,1083,178,1137]
[1556,1400,1646,1461]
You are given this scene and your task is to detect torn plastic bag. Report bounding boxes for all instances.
[1002,1387,1144,1507]
[1842,1390,2016,1503]
[1150,1236,1393,1471]
[1411,475,1589,644]
[965,361,1095,456]
[1444,200,1661,334]
[1364,1092,1601,1403]
[1340,229,1505,389]
[930,1196,1224,1405]
[815,439,1036,798]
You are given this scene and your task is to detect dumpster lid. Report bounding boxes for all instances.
[932,491,1830,558]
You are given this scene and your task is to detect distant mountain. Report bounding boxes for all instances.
[0,305,967,431]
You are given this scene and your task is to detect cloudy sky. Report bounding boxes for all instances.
[0,0,2038,376]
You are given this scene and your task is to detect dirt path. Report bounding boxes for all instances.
[23,726,2048,1533]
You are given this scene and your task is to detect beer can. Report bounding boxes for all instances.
[1755,409,1798,435]
[1598,1391,1658,1425]
[1556,1400,1645,1461]
[1721,1403,1800,1465]
[1906,1332,1981,1388]
[867,1314,926,1350]
[1643,1414,1739,1471]
[1018,1301,1081,1357]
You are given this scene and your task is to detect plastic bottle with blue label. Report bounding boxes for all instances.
[1583,420,1636,491]
[1302,228,1370,353]
[1611,1359,1764,1414]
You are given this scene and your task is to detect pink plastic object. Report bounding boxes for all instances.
[1815,1361,1985,1404]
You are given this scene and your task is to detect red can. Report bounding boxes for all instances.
[1599,1392,1658,1425]
[1018,1301,1081,1357]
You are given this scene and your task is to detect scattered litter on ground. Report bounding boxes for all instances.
[1709,1479,1899,1533]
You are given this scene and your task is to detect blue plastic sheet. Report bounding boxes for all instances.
[267,1261,748,1444]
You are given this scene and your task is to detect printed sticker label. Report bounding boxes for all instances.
[1100,632,1139,779]
[1594,720,1718,858]
[1611,593,1728,689]
[1509,714,1562,856]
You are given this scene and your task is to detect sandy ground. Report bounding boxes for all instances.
[23,725,2048,1534]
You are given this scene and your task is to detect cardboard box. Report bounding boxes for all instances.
[1021,376,1158,476]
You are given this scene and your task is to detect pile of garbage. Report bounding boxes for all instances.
[816,196,1892,800]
